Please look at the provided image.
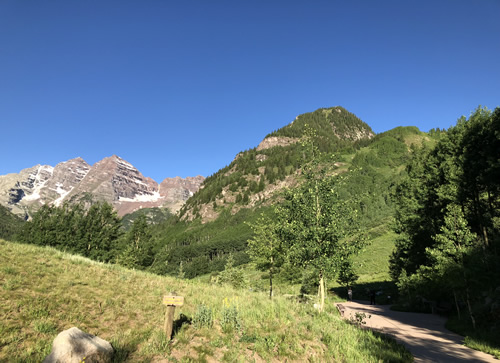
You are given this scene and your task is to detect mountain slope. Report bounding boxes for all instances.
[0,156,204,218]
[180,106,375,222]
[0,239,412,362]
[0,164,55,216]
[152,106,433,278]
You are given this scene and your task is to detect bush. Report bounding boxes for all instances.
[193,304,213,328]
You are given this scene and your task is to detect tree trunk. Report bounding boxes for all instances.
[465,289,476,330]
[463,276,476,330]
[269,263,273,299]
[482,226,489,249]
[453,289,461,320]
[319,272,325,313]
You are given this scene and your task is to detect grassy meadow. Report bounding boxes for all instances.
[0,239,412,362]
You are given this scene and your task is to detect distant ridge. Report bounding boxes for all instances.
[0,155,204,217]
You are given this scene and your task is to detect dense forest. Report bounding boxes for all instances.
[390,107,500,336]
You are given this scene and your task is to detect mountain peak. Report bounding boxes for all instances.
[0,156,204,218]
[181,106,375,223]
[267,106,375,142]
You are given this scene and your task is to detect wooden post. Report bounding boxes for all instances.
[164,305,176,340]
[162,294,184,341]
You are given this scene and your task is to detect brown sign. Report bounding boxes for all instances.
[163,295,184,306]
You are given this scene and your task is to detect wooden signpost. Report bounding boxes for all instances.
[163,293,184,341]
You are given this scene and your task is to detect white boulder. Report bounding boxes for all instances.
[43,327,114,363]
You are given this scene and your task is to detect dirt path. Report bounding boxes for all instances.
[338,301,498,362]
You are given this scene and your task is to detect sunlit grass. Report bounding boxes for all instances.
[354,230,396,282]
[0,239,412,362]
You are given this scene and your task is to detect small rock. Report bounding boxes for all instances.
[43,327,114,363]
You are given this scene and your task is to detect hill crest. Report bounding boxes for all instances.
[180,106,375,222]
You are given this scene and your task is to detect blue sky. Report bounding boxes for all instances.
[1,1,499,181]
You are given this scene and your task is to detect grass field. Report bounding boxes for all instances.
[0,239,412,362]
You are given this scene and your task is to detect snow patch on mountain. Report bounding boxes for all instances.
[116,157,135,171]
[23,165,54,202]
[119,191,161,203]
[53,183,73,206]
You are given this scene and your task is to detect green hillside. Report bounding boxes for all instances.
[6,106,440,286]
[154,107,438,280]
[121,207,173,230]
[267,106,374,145]
[0,239,411,362]
[2,105,497,360]
[179,106,375,221]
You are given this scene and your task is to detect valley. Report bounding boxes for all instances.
[1,105,499,361]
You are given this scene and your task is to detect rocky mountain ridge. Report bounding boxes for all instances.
[0,155,204,218]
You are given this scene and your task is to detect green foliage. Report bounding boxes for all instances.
[247,211,284,298]
[349,312,371,327]
[18,201,122,262]
[268,106,373,147]
[391,106,500,332]
[277,166,364,278]
[150,208,263,278]
[193,304,214,328]
[274,130,365,311]
[216,254,247,289]
[220,303,242,333]
[0,205,24,240]
[80,202,122,262]
[178,260,185,279]
[116,213,155,269]
[121,207,172,230]
[336,259,359,287]
[299,269,319,295]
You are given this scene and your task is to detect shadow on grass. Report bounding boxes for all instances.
[172,313,192,338]
[331,280,398,305]
[446,316,500,359]
[360,330,414,363]
[111,315,192,362]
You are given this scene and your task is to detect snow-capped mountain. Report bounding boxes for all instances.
[0,155,204,217]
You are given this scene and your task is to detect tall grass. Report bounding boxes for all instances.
[0,239,412,362]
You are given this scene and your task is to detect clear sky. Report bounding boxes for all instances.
[1,0,499,181]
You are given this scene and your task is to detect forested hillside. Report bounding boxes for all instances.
[4,105,498,359]
[10,106,439,282]
[179,106,375,222]
[150,107,437,279]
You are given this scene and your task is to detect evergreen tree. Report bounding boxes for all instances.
[80,202,122,262]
